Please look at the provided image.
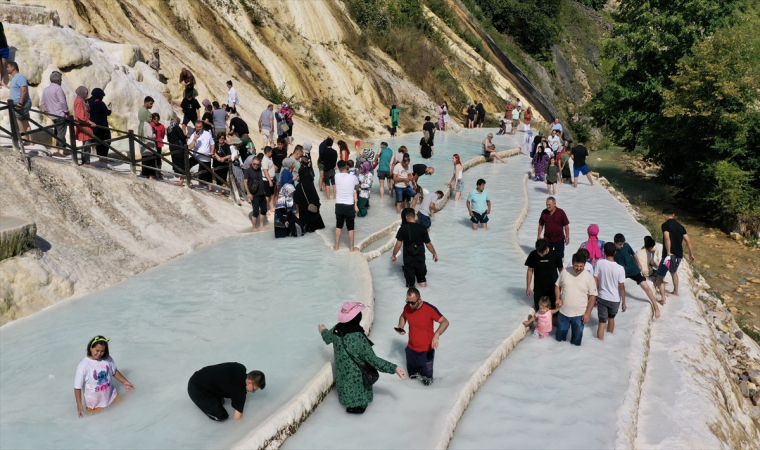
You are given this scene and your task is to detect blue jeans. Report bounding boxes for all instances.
[556,312,584,346]
[394,185,417,203]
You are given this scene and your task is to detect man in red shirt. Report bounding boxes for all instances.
[537,196,570,259]
[395,287,450,386]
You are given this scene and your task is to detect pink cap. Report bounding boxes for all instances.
[337,302,365,323]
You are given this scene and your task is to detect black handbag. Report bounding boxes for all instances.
[406,224,422,256]
[340,334,379,389]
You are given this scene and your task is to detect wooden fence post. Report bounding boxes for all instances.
[128,130,136,175]
[7,99,29,171]
[68,115,78,165]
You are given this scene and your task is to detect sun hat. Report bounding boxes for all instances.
[231,136,243,146]
[337,302,366,323]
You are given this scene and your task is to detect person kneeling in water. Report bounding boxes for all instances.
[188,362,265,421]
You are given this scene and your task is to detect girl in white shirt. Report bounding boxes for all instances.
[74,336,134,417]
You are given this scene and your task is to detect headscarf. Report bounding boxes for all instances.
[167,112,179,134]
[585,224,602,262]
[282,157,296,171]
[75,86,89,112]
[333,312,365,338]
[202,98,211,108]
[90,88,105,101]
[302,141,312,156]
[276,183,295,210]
[360,160,373,175]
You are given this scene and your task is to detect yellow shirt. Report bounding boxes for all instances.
[556,269,597,317]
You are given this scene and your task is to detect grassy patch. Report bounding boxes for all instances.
[737,316,760,344]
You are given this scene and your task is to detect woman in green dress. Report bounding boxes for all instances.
[319,302,407,414]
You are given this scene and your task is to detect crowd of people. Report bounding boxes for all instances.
[526,197,695,345]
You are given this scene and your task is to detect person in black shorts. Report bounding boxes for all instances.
[187,362,265,421]
[180,89,200,134]
[391,208,438,288]
[655,208,695,304]
[244,156,268,231]
[613,233,660,318]
[321,138,338,200]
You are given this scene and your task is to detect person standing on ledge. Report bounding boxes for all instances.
[395,287,449,386]
[392,208,438,288]
[187,362,265,421]
[571,140,594,187]
[467,178,491,230]
[537,196,570,259]
[655,207,695,304]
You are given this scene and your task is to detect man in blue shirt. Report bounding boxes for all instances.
[467,178,491,230]
[7,61,31,134]
[550,117,563,138]
[374,141,394,199]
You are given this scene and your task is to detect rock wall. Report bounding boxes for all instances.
[6,0,551,143]
[0,216,36,260]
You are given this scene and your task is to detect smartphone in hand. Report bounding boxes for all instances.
[394,327,405,334]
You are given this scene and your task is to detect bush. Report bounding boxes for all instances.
[311,98,342,131]
[262,83,298,110]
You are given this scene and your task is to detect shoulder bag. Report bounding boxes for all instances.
[340,334,379,389]
[300,183,318,213]
[407,224,422,256]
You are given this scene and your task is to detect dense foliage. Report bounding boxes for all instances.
[468,0,562,57]
[590,0,759,222]
[341,0,468,107]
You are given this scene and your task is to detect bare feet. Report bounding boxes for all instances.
[654,308,661,319]
[671,290,680,297]
[173,181,184,186]
[333,245,340,251]
[349,247,359,252]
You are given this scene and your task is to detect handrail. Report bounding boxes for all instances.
[3,99,243,205]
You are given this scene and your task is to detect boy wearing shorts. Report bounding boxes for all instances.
[466,179,490,230]
[590,242,626,340]
[571,141,593,187]
[613,233,660,318]
[656,208,695,304]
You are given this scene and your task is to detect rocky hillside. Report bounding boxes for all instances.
[4,0,609,140]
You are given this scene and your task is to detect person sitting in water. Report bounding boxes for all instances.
[482,133,506,164]
[74,336,134,417]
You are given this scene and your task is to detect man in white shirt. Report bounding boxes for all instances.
[188,120,215,192]
[555,252,597,346]
[548,129,561,154]
[591,243,626,341]
[333,160,360,252]
[226,80,239,113]
[393,153,417,213]
[260,146,276,213]
[258,104,275,147]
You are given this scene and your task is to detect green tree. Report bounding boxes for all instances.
[589,0,741,151]
[469,0,563,57]
[657,16,760,219]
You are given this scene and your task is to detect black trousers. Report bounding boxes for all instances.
[187,379,228,421]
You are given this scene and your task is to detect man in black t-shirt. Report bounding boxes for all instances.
[392,208,439,288]
[571,141,593,187]
[228,114,249,138]
[411,164,434,187]
[187,362,265,421]
[321,140,338,200]
[655,207,695,304]
[525,239,564,310]
[180,92,201,134]
[244,157,267,231]
[422,116,436,144]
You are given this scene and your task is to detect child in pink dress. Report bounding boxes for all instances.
[523,296,560,338]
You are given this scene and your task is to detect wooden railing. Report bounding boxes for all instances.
[3,99,244,205]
